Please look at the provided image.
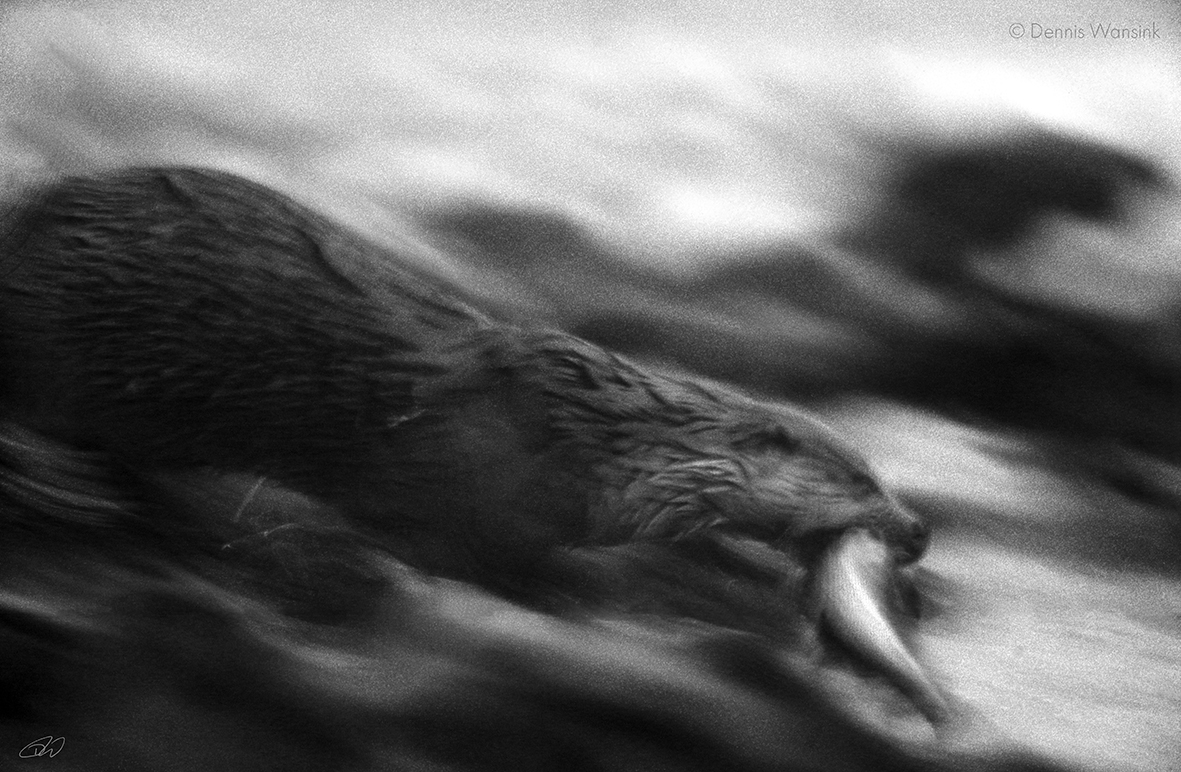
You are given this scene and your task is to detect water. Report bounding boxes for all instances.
[1,1,1179,768]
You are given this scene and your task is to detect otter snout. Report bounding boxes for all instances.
[889,504,931,565]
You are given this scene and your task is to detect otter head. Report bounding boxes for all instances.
[532,333,945,721]
[607,411,928,562]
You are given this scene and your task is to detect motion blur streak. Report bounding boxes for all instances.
[0,1,1179,771]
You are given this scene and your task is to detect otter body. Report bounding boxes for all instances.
[0,168,925,575]
[0,166,946,717]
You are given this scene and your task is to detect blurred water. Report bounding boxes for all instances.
[1,2,1180,770]
[2,0,1179,261]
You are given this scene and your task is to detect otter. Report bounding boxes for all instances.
[0,167,941,718]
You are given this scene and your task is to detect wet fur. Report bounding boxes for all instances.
[0,167,927,590]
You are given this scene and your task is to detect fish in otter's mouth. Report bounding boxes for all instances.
[814,529,947,722]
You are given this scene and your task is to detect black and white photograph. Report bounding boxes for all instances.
[0,1,1178,770]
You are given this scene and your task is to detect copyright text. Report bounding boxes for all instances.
[1009,22,1161,40]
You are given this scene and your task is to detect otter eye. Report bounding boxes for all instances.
[847,470,880,494]
[731,427,800,454]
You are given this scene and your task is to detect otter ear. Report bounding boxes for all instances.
[729,426,800,455]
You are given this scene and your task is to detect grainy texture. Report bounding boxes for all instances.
[0,425,1070,772]
[0,167,928,593]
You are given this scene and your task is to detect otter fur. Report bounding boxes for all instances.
[0,167,940,716]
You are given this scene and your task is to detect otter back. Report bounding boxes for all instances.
[0,169,487,498]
